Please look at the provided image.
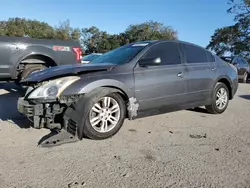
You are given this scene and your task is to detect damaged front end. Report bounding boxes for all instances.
[18,87,83,130]
[18,97,63,129]
[17,76,83,130]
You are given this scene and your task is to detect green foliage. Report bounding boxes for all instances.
[54,20,81,40]
[0,18,177,54]
[24,20,55,39]
[124,21,177,43]
[82,21,178,53]
[207,0,249,57]
[0,18,80,41]
[4,18,26,37]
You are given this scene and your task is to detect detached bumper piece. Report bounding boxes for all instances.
[17,97,65,129]
[38,129,79,148]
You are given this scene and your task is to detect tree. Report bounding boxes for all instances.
[0,17,178,54]
[71,28,81,41]
[206,24,247,56]
[0,18,81,41]
[123,21,177,44]
[207,0,249,57]
[55,20,80,40]
[24,19,55,39]
[0,21,6,35]
[4,18,26,37]
[81,21,178,53]
[81,26,103,53]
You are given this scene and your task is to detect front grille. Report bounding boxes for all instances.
[67,119,77,136]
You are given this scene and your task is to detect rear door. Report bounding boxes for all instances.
[134,41,188,111]
[180,43,216,103]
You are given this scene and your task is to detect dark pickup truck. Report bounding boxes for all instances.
[0,36,82,83]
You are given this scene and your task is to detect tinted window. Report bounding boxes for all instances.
[206,51,215,62]
[142,42,181,65]
[182,44,208,63]
[91,43,148,65]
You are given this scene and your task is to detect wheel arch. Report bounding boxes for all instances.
[63,79,133,99]
[12,46,59,78]
[20,54,57,66]
[100,86,129,102]
[216,76,233,100]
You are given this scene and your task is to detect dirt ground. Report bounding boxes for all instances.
[0,83,249,188]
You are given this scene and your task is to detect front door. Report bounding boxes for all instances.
[134,41,188,112]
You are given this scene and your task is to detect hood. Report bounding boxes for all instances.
[21,63,115,84]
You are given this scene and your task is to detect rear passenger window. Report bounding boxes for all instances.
[206,51,215,62]
[143,42,181,65]
[182,44,208,63]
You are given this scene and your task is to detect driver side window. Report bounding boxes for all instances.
[142,42,182,65]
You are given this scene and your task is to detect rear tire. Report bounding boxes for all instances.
[15,64,47,89]
[205,82,229,114]
[20,64,46,80]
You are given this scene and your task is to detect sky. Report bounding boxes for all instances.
[0,0,236,47]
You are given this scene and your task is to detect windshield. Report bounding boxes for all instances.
[82,54,101,61]
[90,44,147,65]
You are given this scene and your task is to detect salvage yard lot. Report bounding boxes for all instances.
[0,83,250,188]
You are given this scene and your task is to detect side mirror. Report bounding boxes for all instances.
[138,57,161,67]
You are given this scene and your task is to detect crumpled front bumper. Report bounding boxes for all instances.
[17,97,34,117]
[17,97,64,129]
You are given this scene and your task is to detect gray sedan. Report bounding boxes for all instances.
[18,40,238,141]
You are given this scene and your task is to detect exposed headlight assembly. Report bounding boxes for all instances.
[28,76,80,99]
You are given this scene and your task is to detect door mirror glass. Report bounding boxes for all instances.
[138,57,161,67]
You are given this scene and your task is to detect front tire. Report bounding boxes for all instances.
[80,92,126,140]
[206,82,229,114]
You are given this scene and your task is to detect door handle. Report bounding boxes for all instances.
[211,67,216,71]
[177,72,183,78]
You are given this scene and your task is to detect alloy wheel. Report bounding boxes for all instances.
[216,88,228,110]
[89,97,121,133]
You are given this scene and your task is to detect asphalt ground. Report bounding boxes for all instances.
[0,83,249,188]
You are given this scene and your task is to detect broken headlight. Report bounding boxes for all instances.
[28,76,80,99]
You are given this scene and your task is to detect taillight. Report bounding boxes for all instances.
[72,47,83,62]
